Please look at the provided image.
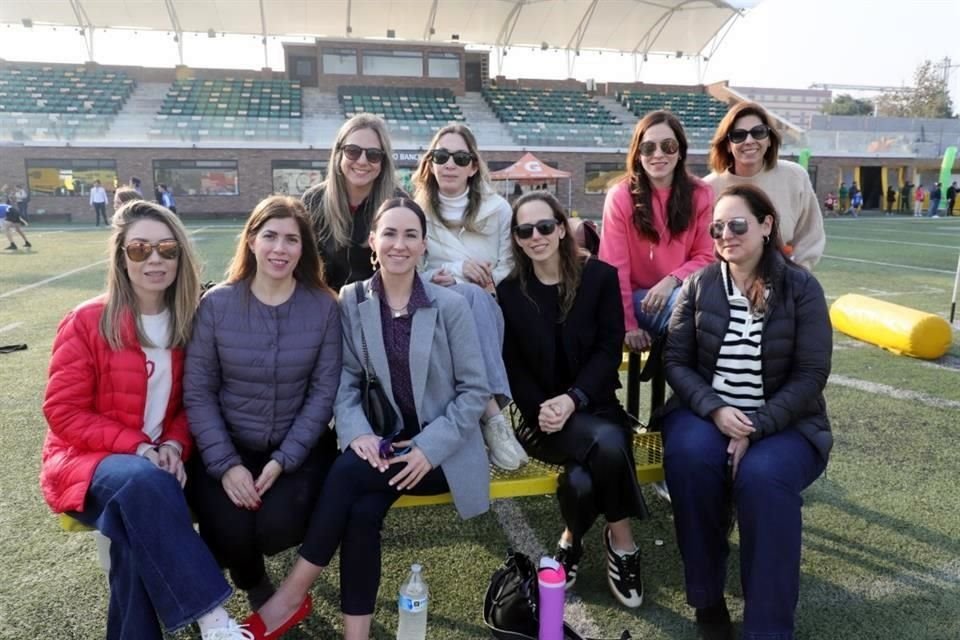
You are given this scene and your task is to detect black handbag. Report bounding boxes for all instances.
[483,550,633,640]
[354,282,399,438]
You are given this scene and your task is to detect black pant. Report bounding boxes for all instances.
[189,432,337,590]
[299,448,449,615]
[519,409,648,542]
[94,202,108,226]
[949,198,956,215]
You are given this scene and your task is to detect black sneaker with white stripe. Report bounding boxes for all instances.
[554,539,583,589]
[603,525,643,608]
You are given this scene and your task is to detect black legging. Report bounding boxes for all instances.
[519,409,648,541]
[189,432,337,590]
[298,448,449,615]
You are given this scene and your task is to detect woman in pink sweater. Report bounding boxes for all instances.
[599,111,715,353]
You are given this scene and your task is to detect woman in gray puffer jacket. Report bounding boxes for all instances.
[661,184,831,640]
[185,196,342,610]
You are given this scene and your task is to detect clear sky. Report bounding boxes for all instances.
[1,0,958,110]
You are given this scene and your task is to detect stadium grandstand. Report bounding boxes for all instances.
[0,0,957,223]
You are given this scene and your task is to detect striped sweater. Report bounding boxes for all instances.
[711,262,765,410]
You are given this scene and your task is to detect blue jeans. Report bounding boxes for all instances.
[662,409,826,640]
[632,286,681,336]
[69,455,231,639]
[927,198,941,217]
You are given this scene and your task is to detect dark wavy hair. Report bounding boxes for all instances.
[508,191,587,320]
[714,183,798,315]
[624,110,696,244]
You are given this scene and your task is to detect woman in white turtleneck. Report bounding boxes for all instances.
[414,124,514,291]
[413,124,524,471]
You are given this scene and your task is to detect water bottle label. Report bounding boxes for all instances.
[399,595,428,612]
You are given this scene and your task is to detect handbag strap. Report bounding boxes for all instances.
[354,281,376,381]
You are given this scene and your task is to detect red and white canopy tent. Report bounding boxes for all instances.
[489,152,573,210]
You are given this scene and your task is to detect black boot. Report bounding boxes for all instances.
[696,600,733,640]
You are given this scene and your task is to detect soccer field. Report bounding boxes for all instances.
[1,216,958,640]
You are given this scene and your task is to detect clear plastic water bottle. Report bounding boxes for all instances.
[396,563,428,640]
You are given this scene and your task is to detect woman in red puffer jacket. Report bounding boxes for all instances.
[40,201,253,640]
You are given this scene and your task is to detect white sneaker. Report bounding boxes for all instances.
[202,620,255,640]
[481,413,522,470]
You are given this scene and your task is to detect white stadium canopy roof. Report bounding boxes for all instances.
[0,0,741,57]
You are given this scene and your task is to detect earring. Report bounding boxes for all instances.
[763,235,770,245]
[370,251,380,269]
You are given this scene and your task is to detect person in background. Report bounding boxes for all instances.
[928,182,942,218]
[848,182,860,216]
[130,176,143,196]
[90,179,110,227]
[0,202,32,251]
[900,182,912,213]
[246,198,490,640]
[837,182,849,215]
[599,110,714,355]
[160,184,177,215]
[661,183,831,640]
[947,181,958,217]
[413,123,523,470]
[114,186,143,210]
[301,114,404,292]
[14,184,29,220]
[885,185,896,215]
[499,191,648,608]
[914,184,925,217]
[705,102,825,270]
[40,201,253,640]
[185,196,341,613]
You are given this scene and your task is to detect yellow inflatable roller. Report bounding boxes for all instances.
[830,294,952,359]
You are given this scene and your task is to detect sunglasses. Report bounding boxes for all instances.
[638,139,680,157]
[513,219,558,240]
[709,218,750,239]
[430,148,474,167]
[124,240,181,262]
[727,125,770,144]
[339,144,385,164]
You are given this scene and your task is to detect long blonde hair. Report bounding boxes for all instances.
[311,114,398,248]
[100,201,200,350]
[413,123,494,233]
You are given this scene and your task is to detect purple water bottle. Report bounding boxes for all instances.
[538,556,566,640]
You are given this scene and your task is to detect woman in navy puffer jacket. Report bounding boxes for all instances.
[185,196,342,611]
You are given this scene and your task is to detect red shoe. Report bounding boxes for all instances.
[242,595,312,640]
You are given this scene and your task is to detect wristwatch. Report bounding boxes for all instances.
[566,387,589,410]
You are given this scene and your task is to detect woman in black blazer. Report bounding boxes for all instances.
[497,192,648,609]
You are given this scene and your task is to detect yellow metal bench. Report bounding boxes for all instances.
[58,431,663,530]
[60,348,666,530]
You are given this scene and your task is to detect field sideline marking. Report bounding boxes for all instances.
[0,260,109,299]
[0,227,212,300]
[820,255,954,274]
[829,375,960,410]
[826,236,959,250]
[0,322,23,334]
[491,500,603,637]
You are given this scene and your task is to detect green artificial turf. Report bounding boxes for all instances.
[1,216,959,639]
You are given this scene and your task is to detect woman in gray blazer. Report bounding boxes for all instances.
[245,197,490,640]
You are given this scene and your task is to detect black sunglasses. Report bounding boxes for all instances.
[124,240,181,262]
[709,218,750,239]
[513,219,558,240]
[430,148,474,167]
[638,139,680,157]
[339,144,385,164]
[727,125,770,144]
